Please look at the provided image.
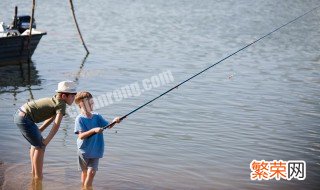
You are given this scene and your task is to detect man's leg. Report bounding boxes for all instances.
[30,146,35,176]
[32,148,45,180]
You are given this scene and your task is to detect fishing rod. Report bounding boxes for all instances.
[103,5,320,130]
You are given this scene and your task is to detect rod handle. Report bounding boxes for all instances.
[103,116,126,130]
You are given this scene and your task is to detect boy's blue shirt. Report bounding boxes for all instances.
[74,112,109,158]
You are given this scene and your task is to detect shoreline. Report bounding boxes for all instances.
[0,161,5,188]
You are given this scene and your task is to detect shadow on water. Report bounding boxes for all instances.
[0,61,41,101]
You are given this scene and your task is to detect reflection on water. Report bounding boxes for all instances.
[74,53,89,83]
[0,61,41,101]
[30,178,43,190]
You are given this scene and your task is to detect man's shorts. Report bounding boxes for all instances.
[14,109,46,149]
[78,154,99,171]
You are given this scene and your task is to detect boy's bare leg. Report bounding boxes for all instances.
[84,168,96,188]
[30,146,35,176]
[81,170,87,187]
[32,148,45,180]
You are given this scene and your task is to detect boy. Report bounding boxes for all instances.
[74,91,120,188]
[14,81,77,180]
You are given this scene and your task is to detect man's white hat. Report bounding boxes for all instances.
[55,81,77,93]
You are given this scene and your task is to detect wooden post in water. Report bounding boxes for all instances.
[13,6,18,29]
[26,0,35,63]
[69,0,90,54]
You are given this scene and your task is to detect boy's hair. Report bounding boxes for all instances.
[75,91,93,105]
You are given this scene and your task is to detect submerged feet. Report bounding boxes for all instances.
[30,177,43,190]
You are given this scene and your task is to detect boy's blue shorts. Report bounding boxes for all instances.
[78,154,100,171]
[14,109,45,149]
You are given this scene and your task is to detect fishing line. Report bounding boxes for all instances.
[103,5,320,130]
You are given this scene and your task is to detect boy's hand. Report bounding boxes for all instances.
[93,127,103,134]
[113,117,121,123]
[108,117,121,129]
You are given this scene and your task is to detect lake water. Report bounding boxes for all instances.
[0,0,320,189]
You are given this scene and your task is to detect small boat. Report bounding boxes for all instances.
[0,7,46,66]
